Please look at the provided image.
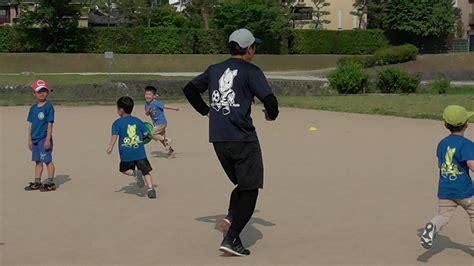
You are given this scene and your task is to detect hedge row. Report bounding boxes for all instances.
[337,44,419,68]
[290,30,389,55]
[0,27,389,54]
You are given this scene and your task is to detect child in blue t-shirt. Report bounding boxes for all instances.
[25,80,57,192]
[144,86,179,157]
[107,96,156,199]
[420,105,474,249]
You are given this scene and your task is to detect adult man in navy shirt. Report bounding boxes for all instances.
[183,29,279,256]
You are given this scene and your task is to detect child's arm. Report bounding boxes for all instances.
[106,135,118,154]
[28,123,32,151]
[145,107,152,116]
[44,123,53,150]
[164,105,179,111]
[468,160,474,172]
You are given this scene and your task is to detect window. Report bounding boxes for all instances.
[0,9,7,17]
[338,9,342,29]
[292,7,313,21]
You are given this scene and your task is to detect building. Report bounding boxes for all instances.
[291,0,366,30]
[0,0,19,26]
[455,0,474,37]
[0,0,91,28]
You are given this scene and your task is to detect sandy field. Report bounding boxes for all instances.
[1,104,473,265]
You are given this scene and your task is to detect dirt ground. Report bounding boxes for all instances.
[1,104,473,265]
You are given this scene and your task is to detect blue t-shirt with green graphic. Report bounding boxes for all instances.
[27,101,55,144]
[112,116,147,162]
[436,135,474,199]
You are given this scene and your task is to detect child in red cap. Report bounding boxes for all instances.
[25,80,56,192]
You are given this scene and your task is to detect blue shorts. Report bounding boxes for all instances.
[32,138,53,164]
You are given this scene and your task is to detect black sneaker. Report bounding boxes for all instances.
[147,188,156,199]
[420,222,436,249]
[24,182,42,191]
[219,236,250,256]
[40,183,56,192]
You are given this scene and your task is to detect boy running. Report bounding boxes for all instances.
[420,105,474,249]
[107,96,157,199]
[144,86,179,156]
[25,80,57,192]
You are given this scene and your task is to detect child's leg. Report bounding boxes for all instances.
[144,174,154,189]
[152,125,172,150]
[121,169,134,176]
[35,162,43,179]
[46,162,55,179]
[152,125,167,147]
[458,197,474,234]
[431,199,458,233]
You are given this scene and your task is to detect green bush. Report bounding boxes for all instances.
[329,63,370,94]
[291,30,389,55]
[377,68,420,94]
[337,55,377,68]
[373,44,419,65]
[430,76,450,94]
[0,27,21,52]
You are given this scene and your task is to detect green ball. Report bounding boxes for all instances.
[143,122,153,145]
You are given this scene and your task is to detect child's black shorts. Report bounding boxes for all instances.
[120,159,152,175]
[213,141,263,190]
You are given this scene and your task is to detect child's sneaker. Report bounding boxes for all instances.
[219,236,250,256]
[167,147,175,157]
[40,183,56,192]
[24,182,42,191]
[135,170,145,188]
[420,222,436,249]
[147,188,156,199]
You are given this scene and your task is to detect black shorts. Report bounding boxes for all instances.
[119,159,153,175]
[213,141,264,190]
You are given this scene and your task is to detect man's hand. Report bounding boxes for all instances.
[262,109,272,121]
[44,139,51,150]
[106,147,113,154]
[28,140,32,151]
[175,107,180,111]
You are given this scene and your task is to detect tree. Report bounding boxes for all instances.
[213,0,287,35]
[196,0,210,29]
[19,0,83,52]
[115,0,148,27]
[212,0,288,52]
[453,7,464,39]
[139,5,188,28]
[383,0,456,39]
[350,0,367,29]
[311,0,330,29]
[366,0,387,29]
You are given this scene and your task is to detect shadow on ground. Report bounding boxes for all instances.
[416,228,474,262]
[195,212,276,248]
[150,151,178,159]
[115,182,158,198]
[55,175,71,188]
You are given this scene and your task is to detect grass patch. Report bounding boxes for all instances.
[419,85,474,95]
[0,91,185,106]
[278,94,474,120]
[0,53,343,73]
[0,74,189,86]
